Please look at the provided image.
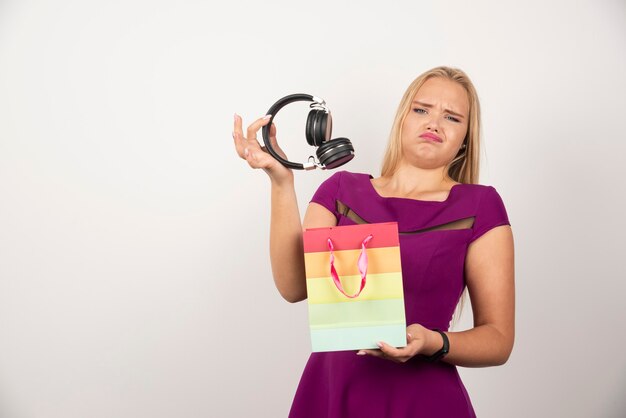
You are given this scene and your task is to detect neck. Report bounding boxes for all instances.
[384,164,454,193]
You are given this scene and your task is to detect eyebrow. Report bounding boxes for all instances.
[412,101,466,119]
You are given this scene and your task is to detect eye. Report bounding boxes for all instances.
[412,108,426,114]
[446,115,461,123]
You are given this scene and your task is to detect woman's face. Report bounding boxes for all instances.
[400,77,470,170]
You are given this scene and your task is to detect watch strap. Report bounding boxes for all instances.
[423,329,449,362]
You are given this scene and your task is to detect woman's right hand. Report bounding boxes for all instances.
[233,113,293,185]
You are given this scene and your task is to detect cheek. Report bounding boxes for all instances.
[399,122,410,141]
[401,117,420,136]
[452,124,469,142]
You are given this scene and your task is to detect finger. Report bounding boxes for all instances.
[269,122,277,141]
[268,123,280,150]
[234,113,244,138]
[233,130,246,158]
[357,349,385,358]
[377,341,407,358]
[379,340,420,360]
[259,126,269,151]
[360,348,407,363]
[233,114,248,158]
[266,122,290,159]
[260,122,276,152]
[246,114,272,141]
[234,130,263,158]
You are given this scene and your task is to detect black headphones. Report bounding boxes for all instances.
[261,94,355,170]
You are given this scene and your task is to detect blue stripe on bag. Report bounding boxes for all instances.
[310,323,407,352]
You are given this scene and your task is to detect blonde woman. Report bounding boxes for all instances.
[232,66,515,418]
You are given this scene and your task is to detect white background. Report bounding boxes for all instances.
[1,0,625,417]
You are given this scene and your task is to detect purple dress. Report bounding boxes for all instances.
[289,171,511,418]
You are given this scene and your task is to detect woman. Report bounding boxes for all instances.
[232,66,515,418]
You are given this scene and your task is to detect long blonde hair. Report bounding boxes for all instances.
[380,66,483,329]
[381,66,481,184]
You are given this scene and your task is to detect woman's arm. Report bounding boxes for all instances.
[268,187,336,303]
[233,114,338,303]
[364,224,515,367]
[442,223,515,367]
[267,178,305,302]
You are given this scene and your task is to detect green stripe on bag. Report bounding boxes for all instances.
[308,298,406,328]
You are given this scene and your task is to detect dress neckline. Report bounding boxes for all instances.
[367,174,464,203]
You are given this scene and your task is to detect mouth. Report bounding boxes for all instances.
[419,133,443,143]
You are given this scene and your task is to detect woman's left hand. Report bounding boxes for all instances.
[356,323,436,363]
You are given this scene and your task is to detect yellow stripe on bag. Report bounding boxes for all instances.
[304,246,402,279]
[306,272,404,304]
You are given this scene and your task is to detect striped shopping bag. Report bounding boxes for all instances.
[302,222,407,352]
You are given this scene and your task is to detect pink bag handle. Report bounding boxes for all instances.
[327,234,373,298]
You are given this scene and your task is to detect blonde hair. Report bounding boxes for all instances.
[380,66,481,184]
[380,66,483,329]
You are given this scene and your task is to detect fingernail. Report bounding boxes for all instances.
[376,342,383,348]
[407,333,412,339]
[263,114,272,120]
[244,148,249,157]
[234,113,240,121]
[356,351,366,355]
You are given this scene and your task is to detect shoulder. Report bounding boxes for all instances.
[449,184,509,220]
[458,183,504,201]
[467,184,511,243]
[309,170,371,221]
[328,170,371,180]
[475,184,507,203]
[459,183,493,192]
[310,170,365,201]
[317,170,371,189]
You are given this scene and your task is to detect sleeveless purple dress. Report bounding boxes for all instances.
[289,171,511,418]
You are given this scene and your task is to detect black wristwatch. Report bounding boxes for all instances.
[422,329,449,362]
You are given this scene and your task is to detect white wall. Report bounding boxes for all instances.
[1,0,624,417]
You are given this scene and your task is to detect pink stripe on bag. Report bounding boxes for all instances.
[303,222,398,253]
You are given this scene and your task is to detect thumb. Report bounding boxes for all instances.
[268,123,288,159]
[269,122,277,139]
[269,123,280,148]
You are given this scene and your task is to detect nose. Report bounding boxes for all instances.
[426,116,440,132]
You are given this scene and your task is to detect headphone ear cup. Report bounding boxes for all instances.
[316,137,355,169]
[306,109,331,147]
[305,110,316,146]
